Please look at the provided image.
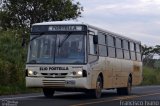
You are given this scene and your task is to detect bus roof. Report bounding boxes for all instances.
[33,21,85,26]
[33,21,141,44]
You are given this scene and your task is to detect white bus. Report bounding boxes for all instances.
[25,21,142,98]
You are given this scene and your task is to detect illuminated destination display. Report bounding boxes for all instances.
[48,26,83,31]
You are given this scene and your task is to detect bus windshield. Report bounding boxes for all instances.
[27,33,85,64]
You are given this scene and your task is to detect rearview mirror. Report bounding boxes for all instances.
[93,35,98,44]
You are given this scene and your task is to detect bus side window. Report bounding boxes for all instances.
[108,35,116,58]
[123,40,130,60]
[136,44,140,52]
[89,35,97,55]
[98,32,106,45]
[116,38,123,59]
[98,32,107,57]
[130,42,136,60]
[136,44,142,61]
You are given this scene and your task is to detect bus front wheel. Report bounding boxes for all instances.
[43,88,55,98]
[87,76,103,99]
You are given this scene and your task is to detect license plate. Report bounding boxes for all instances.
[65,80,75,86]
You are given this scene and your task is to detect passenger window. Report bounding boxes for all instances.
[124,50,130,60]
[108,35,115,47]
[116,38,122,48]
[130,42,136,60]
[136,44,140,53]
[131,52,136,60]
[89,35,97,55]
[123,40,129,50]
[98,32,106,45]
[108,47,116,58]
[99,45,107,56]
[135,44,141,61]
[116,49,123,59]
[136,53,142,61]
[130,42,135,51]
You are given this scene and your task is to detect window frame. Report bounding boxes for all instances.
[123,40,130,60]
[107,34,116,58]
[98,32,108,57]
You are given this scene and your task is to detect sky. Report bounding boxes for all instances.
[77,0,160,46]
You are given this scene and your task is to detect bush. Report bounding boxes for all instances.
[142,66,160,85]
[0,30,40,95]
[0,30,26,85]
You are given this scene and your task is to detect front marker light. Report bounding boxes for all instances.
[33,71,38,75]
[28,70,33,75]
[72,71,77,75]
[77,71,82,76]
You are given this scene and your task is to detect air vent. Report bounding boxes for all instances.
[42,79,65,87]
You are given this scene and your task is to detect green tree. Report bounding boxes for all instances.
[0,0,83,31]
[154,45,160,55]
[142,45,160,67]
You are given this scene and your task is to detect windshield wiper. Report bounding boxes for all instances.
[30,32,45,41]
[58,32,72,47]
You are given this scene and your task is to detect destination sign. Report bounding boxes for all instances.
[48,25,83,31]
[31,25,86,32]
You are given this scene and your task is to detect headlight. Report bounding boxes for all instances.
[28,70,33,75]
[77,70,82,75]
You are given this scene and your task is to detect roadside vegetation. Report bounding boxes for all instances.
[0,30,40,95]
[141,45,160,85]
[142,66,160,85]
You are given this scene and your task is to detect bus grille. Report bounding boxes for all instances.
[41,73,67,78]
[42,79,65,87]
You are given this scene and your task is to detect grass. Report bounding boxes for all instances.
[0,85,41,95]
[141,66,160,85]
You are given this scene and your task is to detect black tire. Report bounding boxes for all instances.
[117,88,123,95]
[117,76,132,95]
[87,76,103,99]
[124,76,132,95]
[43,88,55,98]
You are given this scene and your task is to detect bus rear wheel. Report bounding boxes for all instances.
[43,88,55,98]
[117,76,132,95]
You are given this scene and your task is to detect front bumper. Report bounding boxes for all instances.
[26,77,90,89]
